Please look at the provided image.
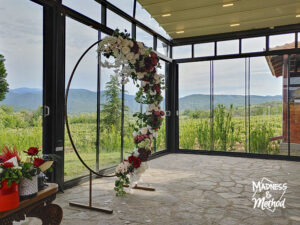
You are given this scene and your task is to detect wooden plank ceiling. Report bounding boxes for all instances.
[137,0,300,39]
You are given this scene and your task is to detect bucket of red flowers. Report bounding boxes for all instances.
[19,147,53,200]
[0,147,23,212]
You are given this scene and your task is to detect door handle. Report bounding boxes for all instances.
[44,106,50,117]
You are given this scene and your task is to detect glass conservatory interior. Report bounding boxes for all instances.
[0,0,300,224]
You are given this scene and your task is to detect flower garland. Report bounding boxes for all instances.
[97,29,164,196]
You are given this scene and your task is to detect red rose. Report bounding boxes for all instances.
[153,85,161,93]
[33,158,45,167]
[150,52,157,58]
[160,111,165,116]
[3,162,14,168]
[152,119,157,124]
[24,147,39,156]
[154,111,161,116]
[128,155,141,169]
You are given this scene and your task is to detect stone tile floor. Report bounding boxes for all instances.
[15,154,300,225]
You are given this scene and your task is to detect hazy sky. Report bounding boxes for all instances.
[0,0,294,97]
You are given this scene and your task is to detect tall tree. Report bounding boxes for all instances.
[0,54,9,101]
[101,75,123,130]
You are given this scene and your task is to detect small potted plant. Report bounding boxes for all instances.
[0,146,22,212]
[19,147,53,200]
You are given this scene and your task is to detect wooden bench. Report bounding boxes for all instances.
[0,183,62,225]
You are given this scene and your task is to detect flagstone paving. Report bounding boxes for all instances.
[15,154,300,225]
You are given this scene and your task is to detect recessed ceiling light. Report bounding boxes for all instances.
[176,31,184,34]
[162,13,171,17]
[230,23,240,27]
[223,3,234,7]
[296,14,300,18]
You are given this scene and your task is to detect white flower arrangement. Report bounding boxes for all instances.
[97,29,164,196]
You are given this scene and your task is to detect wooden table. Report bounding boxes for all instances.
[0,183,63,225]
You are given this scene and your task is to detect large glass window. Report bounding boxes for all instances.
[65,18,98,181]
[214,59,246,152]
[179,62,211,150]
[173,45,192,59]
[63,0,101,22]
[0,1,43,154]
[107,9,132,34]
[155,61,167,152]
[249,56,283,155]
[107,0,134,16]
[136,27,153,48]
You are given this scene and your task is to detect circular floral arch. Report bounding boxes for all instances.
[65,30,164,196]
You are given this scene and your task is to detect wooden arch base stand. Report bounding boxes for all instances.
[123,184,155,191]
[69,171,113,214]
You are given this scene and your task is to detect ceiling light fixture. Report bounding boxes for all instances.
[176,30,184,34]
[162,13,171,17]
[230,23,240,27]
[223,3,234,7]
[296,14,300,18]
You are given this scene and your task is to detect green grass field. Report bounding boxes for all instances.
[0,104,281,180]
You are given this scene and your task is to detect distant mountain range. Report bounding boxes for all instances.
[0,88,282,113]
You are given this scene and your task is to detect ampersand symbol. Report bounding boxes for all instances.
[265,191,272,199]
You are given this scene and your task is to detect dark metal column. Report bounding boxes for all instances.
[43,3,65,188]
[166,61,178,152]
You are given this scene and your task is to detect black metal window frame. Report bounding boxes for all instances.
[27,0,300,189]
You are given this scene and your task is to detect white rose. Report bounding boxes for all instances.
[113,49,120,57]
[140,48,145,55]
[0,168,3,174]
[117,36,123,44]
[130,59,136,64]
[121,46,130,55]
[150,90,157,96]
[137,72,144,79]
[126,52,134,60]
[153,132,158,139]
[140,127,148,135]
[128,40,134,47]
[137,42,144,49]
[134,54,140,59]
[141,81,148,87]
[121,39,129,46]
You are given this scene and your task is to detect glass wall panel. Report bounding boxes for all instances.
[242,37,266,53]
[99,56,122,169]
[124,74,140,160]
[194,42,214,57]
[269,33,295,50]
[249,56,283,155]
[63,0,101,21]
[0,1,43,155]
[65,18,98,180]
[179,62,211,150]
[157,38,169,56]
[214,59,246,152]
[217,40,239,55]
[107,9,132,34]
[173,45,192,59]
[136,26,153,48]
[155,61,167,152]
[107,0,134,16]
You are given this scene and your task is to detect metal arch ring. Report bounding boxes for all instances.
[65,39,116,178]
